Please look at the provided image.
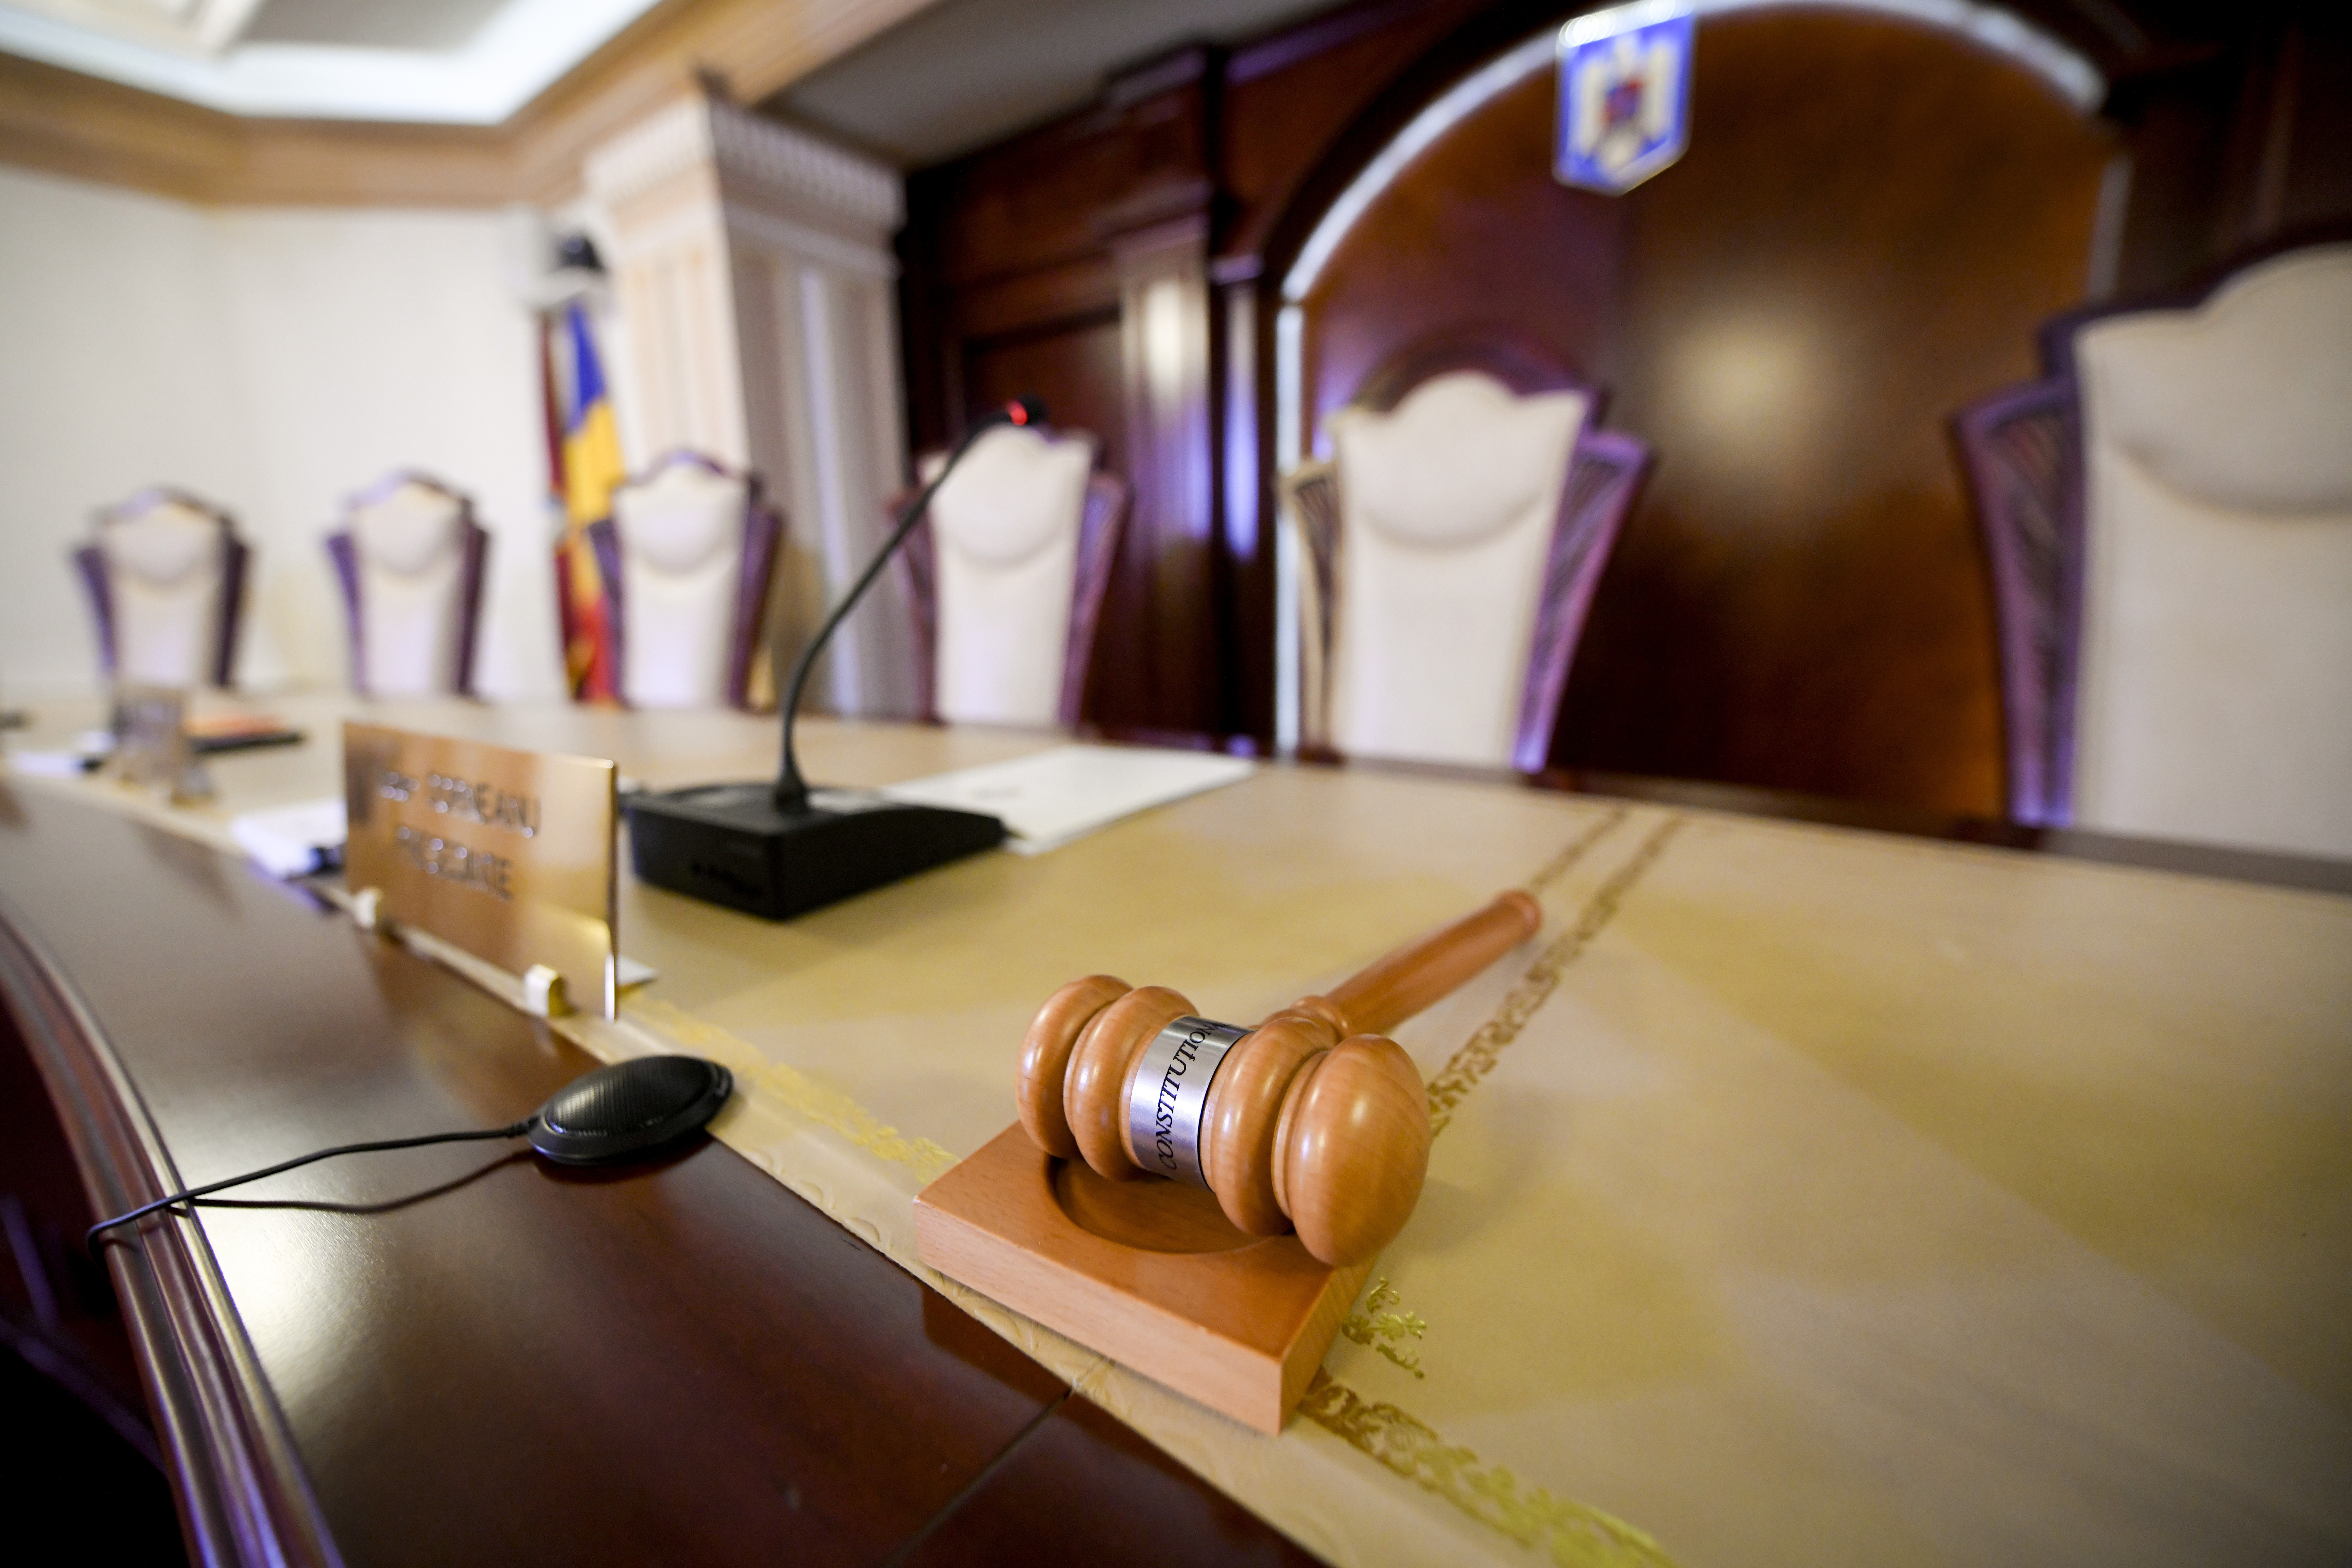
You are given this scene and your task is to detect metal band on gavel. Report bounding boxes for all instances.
[1015,890,1541,1267]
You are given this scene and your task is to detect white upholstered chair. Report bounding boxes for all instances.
[896,423,1129,727]
[1279,341,1652,771]
[326,473,488,698]
[72,489,250,689]
[1954,242,2352,859]
[587,453,783,710]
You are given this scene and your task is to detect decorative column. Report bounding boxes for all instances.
[584,92,915,715]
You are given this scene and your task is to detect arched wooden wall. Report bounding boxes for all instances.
[1280,11,2114,813]
[892,0,2344,816]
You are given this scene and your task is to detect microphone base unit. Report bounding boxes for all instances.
[627,782,1006,921]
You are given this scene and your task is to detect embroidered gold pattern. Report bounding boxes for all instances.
[1522,807,1629,896]
[619,815,1687,1567]
[1299,1374,1679,1568]
[627,999,959,1183]
[1341,1277,1429,1378]
[1427,816,1683,1136]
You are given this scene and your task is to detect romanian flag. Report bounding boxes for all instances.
[547,300,627,701]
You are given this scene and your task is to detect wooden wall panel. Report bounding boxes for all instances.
[1295,14,2111,812]
[1298,87,1626,437]
[899,53,1222,731]
[963,317,1129,478]
[2277,13,2352,235]
[1220,0,1488,263]
[2103,9,2352,298]
[1585,14,2113,811]
[899,0,2352,813]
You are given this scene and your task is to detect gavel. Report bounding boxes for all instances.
[1014,890,1540,1267]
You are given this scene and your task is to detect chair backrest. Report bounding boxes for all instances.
[896,424,1129,727]
[326,472,488,699]
[589,453,782,710]
[75,489,248,690]
[1955,242,2352,858]
[1280,341,1650,770]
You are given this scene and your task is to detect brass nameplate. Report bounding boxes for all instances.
[343,723,618,1018]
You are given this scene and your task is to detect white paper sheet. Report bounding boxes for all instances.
[4,748,100,778]
[230,797,347,878]
[878,744,1254,854]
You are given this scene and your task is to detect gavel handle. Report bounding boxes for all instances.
[1317,890,1540,1038]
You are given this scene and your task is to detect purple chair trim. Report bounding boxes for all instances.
[1513,427,1655,775]
[729,504,785,709]
[586,515,625,688]
[455,522,489,699]
[898,507,939,719]
[1284,469,1340,744]
[1950,378,2084,826]
[596,452,787,711]
[894,425,1129,726]
[329,471,488,699]
[1059,472,1131,725]
[72,544,116,680]
[77,488,248,690]
[1949,234,2352,826]
[215,534,250,689]
[324,531,365,691]
[1945,232,2352,825]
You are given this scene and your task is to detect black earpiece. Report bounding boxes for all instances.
[529,1056,733,1166]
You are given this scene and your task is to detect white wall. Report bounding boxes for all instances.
[0,164,564,703]
[0,167,247,699]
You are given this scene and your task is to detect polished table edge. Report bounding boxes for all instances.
[0,889,338,1567]
[897,1387,1326,1566]
[0,789,1336,1567]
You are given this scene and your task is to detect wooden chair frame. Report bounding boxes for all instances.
[585,451,785,711]
[324,471,489,698]
[1949,228,2352,826]
[72,488,250,690]
[1279,335,1653,773]
[893,425,1132,727]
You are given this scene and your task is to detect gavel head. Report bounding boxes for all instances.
[1015,977,1431,1268]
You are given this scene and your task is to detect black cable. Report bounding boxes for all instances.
[87,1119,533,1254]
[771,475,955,811]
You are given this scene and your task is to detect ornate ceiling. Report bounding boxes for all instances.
[0,0,666,121]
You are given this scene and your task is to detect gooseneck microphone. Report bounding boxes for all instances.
[773,396,1044,811]
[625,400,1049,920]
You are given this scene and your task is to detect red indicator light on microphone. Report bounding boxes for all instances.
[1007,401,1029,425]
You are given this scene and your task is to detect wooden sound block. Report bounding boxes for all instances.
[915,1124,1373,1434]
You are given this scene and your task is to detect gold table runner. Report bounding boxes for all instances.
[11,694,2349,1567]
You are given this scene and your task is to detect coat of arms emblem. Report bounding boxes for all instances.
[1555,0,1695,194]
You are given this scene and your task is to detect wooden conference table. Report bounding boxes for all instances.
[1,693,2347,1568]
